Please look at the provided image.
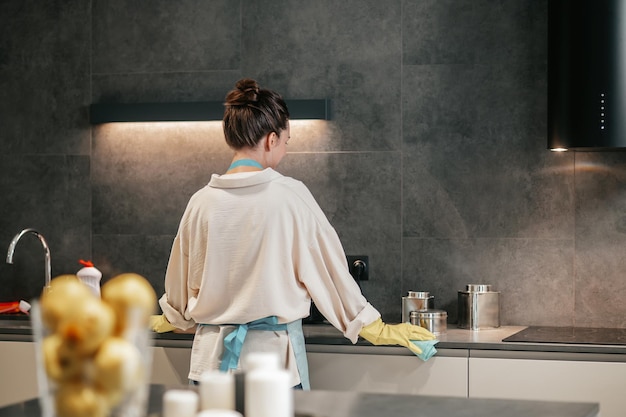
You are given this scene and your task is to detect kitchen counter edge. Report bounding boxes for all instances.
[3,323,626,359]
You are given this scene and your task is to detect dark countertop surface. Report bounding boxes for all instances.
[300,323,626,356]
[294,389,599,417]
[2,314,626,356]
[0,384,599,417]
[502,326,626,345]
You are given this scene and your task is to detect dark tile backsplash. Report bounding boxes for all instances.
[1,0,624,327]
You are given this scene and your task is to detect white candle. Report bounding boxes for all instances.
[199,370,235,411]
[242,351,280,371]
[245,368,292,417]
[162,389,198,417]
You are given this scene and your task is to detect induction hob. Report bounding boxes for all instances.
[502,326,626,345]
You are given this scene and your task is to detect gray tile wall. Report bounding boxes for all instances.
[1,0,624,327]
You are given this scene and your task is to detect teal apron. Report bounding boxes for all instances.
[210,316,310,390]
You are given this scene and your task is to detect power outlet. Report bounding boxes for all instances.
[347,255,369,281]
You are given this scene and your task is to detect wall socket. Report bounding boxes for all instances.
[347,255,369,281]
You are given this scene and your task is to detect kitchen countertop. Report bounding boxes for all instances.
[0,318,610,417]
[294,389,598,417]
[0,384,600,417]
[502,325,626,345]
[300,324,626,358]
[2,315,626,357]
[153,324,626,353]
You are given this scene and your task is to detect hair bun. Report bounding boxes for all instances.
[235,78,259,103]
[223,78,289,149]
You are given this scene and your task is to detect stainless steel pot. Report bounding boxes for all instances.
[402,291,435,323]
[457,284,500,330]
[410,309,447,335]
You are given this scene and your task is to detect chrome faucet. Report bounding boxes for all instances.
[6,228,52,292]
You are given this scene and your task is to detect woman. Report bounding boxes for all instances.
[151,78,435,389]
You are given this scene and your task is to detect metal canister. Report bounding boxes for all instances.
[457,284,500,330]
[402,291,435,323]
[410,310,447,335]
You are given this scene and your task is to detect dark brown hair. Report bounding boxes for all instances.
[222,78,290,149]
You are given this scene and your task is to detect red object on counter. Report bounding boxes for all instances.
[0,300,31,314]
[0,302,20,314]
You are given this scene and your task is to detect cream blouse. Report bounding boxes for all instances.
[159,168,380,383]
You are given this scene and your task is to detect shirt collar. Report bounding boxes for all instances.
[208,168,282,189]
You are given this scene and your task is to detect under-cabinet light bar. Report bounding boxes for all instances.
[89,99,330,123]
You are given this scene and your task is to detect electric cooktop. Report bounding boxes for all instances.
[503,326,626,345]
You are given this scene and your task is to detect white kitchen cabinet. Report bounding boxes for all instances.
[149,344,470,397]
[150,346,192,386]
[307,345,468,397]
[0,342,194,407]
[469,350,626,417]
[0,341,39,407]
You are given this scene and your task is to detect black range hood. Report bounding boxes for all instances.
[548,0,626,151]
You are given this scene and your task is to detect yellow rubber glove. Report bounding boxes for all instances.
[359,318,436,355]
[149,314,177,333]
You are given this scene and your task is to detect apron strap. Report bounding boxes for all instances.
[216,316,311,390]
[219,316,287,372]
[286,319,310,390]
